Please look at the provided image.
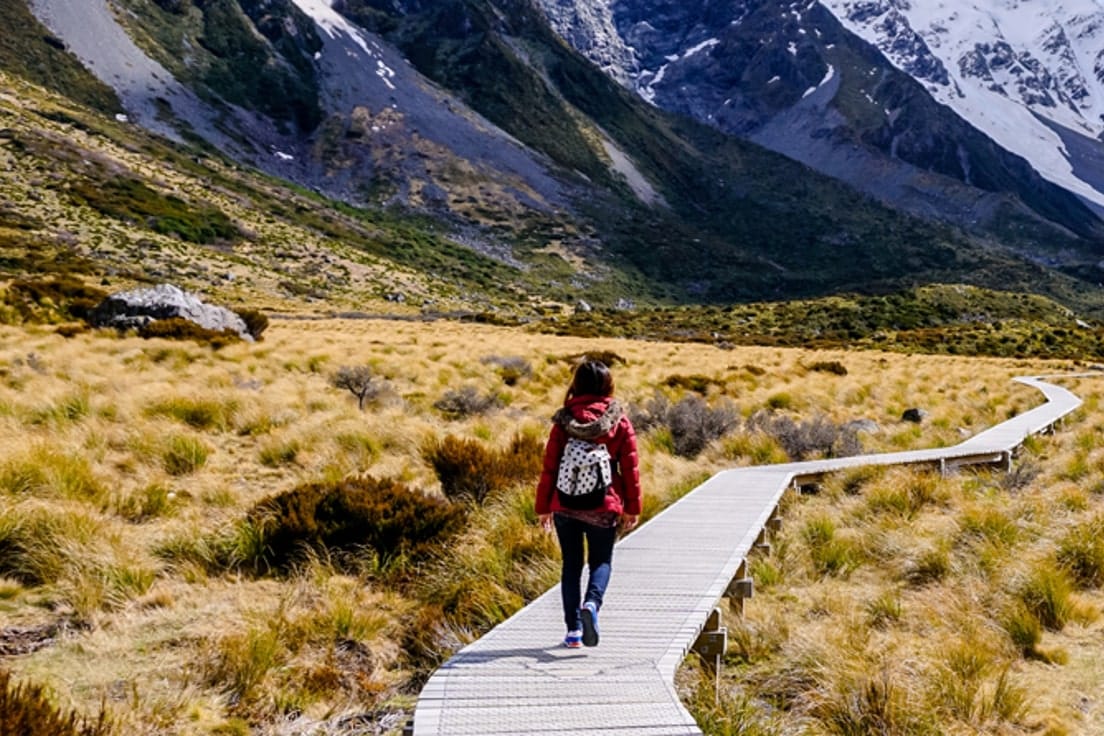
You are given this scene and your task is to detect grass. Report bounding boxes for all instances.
[1,318,1103,734]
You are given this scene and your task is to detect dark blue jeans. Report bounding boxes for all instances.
[553,513,617,631]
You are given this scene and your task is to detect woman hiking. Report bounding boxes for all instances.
[536,359,642,648]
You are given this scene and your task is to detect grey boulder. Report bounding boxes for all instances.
[91,283,252,341]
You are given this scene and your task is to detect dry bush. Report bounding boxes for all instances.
[423,433,542,505]
[807,360,848,376]
[631,392,739,458]
[746,410,861,461]
[432,385,502,419]
[243,475,467,573]
[559,350,626,366]
[481,355,532,386]
[137,318,241,348]
[235,308,269,341]
[330,365,388,410]
[0,670,109,736]
[1056,513,1104,588]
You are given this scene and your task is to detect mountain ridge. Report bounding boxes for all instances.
[7,0,1104,316]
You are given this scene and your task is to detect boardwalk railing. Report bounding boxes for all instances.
[411,376,1085,735]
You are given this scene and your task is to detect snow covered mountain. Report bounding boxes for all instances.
[821,0,1104,214]
[535,0,1104,255]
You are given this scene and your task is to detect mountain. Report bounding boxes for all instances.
[8,0,1104,315]
[534,0,1104,274]
[822,0,1104,216]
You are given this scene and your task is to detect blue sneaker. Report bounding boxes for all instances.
[580,601,599,647]
[563,629,583,648]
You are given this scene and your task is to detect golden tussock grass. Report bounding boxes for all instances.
[1,319,1102,733]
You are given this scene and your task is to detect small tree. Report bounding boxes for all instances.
[331,365,383,410]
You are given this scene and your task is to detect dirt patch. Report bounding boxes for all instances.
[0,619,81,656]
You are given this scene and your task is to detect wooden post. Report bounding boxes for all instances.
[692,607,727,703]
[753,527,771,555]
[725,560,754,617]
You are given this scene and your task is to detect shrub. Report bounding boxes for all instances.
[663,374,718,394]
[1018,561,1076,631]
[766,392,794,410]
[630,393,739,458]
[0,670,109,736]
[432,386,502,419]
[560,350,626,367]
[481,355,532,386]
[146,396,236,431]
[258,438,300,468]
[0,446,106,503]
[802,515,861,577]
[808,360,848,376]
[423,433,542,504]
[161,434,210,476]
[1056,514,1104,588]
[138,318,240,348]
[746,411,861,461]
[236,308,269,340]
[0,507,101,587]
[244,475,467,573]
[330,365,387,410]
[902,546,950,586]
[3,276,107,324]
[1003,604,1043,659]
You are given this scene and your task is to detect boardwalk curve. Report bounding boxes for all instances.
[411,376,1085,735]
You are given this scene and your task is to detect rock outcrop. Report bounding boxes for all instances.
[91,283,252,341]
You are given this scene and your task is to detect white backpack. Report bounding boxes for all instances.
[556,437,613,509]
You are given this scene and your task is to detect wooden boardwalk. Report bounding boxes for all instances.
[410,376,1085,735]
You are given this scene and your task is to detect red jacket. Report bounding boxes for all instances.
[535,395,642,516]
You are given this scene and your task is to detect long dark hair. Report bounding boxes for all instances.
[565,360,614,402]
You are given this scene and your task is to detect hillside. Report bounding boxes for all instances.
[8,0,1104,314]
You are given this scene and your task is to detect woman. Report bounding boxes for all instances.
[536,360,641,648]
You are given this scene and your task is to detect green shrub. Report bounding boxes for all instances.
[1018,562,1076,631]
[802,515,862,577]
[3,276,107,324]
[1056,514,1104,588]
[138,318,240,348]
[68,177,239,244]
[663,374,718,394]
[146,396,237,431]
[808,360,848,376]
[244,475,467,573]
[0,669,109,736]
[236,308,269,340]
[423,433,542,504]
[161,434,210,476]
[1003,604,1043,659]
